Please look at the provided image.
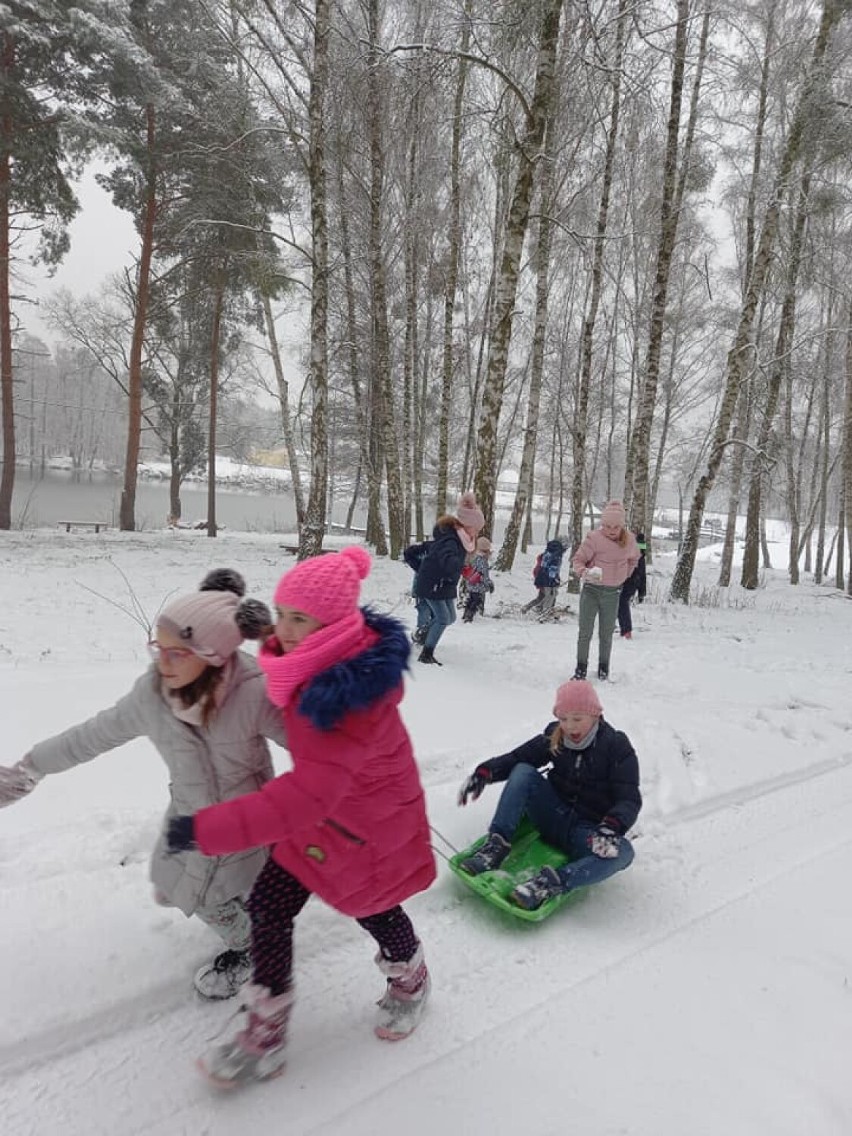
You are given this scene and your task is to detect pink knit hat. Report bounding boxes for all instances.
[601,500,626,528]
[157,575,269,666]
[476,536,492,553]
[274,546,372,625]
[553,680,603,718]
[456,491,485,534]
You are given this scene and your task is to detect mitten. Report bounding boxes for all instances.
[0,757,43,809]
[458,767,492,807]
[636,595,644,604]
[587,821,621,859]
[488,582,495,593]
[166,815,198,853]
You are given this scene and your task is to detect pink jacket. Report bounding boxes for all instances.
[572,528,639,588]
[193,611,435,918]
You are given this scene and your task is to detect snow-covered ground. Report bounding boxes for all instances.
[1,526,851,1136]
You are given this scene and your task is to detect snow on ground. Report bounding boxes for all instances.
[1,527,852,1136]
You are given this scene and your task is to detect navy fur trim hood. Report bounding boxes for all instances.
[297,608,411,730]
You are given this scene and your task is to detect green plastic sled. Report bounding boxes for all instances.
[448,820,585,923]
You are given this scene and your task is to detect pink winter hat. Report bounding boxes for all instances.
[553,680,603,718]
[456,491,485,534]
[274,546,372,625]
[476,536,492,553]
[600,500,626,527]
[157,590,268,667]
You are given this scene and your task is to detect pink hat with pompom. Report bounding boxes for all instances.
[456,491,485,534]
[274,546,371,626]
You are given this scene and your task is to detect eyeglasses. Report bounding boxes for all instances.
[148,641,196,664]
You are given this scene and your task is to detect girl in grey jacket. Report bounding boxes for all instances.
[0,569,288,1000]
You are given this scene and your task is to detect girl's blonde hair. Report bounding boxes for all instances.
[549,724,565,754]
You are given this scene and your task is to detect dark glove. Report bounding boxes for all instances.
[458,766,492,806]
[636,596,644,605]
[166,815,198,854]
[488,582,495,593]
[587,822,621,859]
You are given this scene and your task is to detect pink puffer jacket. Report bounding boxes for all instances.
[193,611,435,918]
[572,528,639,588]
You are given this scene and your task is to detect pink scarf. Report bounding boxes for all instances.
[259,610,377,710]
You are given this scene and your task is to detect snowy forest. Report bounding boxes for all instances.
[5,0,852,599]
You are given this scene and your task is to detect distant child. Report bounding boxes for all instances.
[166,547,436,1086]
[618,531,647,639]
[0,570,286,1000]
[403,537,432,644]
[457,679,640,910]
[521,537,566,621]
[572,501,639,680]
[462,536,495,623]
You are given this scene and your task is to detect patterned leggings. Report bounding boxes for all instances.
[247,858,420,995]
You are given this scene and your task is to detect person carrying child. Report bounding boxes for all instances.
[618,531,647,639]
[461,536,495,623]
[456,679,640,910]
[521,537,566,621]
[165,547,436,1087]
[572,501,639,680]
[0,570,287,1000]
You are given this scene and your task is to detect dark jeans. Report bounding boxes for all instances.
[422,598,456,649]
[488,763,634,890]
[618,580,638,634]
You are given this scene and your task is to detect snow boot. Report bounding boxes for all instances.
[573,662,587,680]
[197,983,293,1088]
[511,866,564,911]
[459,831,511,876]
[375,943,430,1041]
[194,948,252,1001]
[411,627,427,645]
[418,646,442,665]
[620,631,632,640]
[597,663,609,681]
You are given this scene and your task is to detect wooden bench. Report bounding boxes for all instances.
[278,544,333,556]
[57,521,110,534]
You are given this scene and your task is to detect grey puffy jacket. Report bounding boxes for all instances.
[27,652,288,915]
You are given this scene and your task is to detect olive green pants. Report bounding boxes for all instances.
[576,583,621,670]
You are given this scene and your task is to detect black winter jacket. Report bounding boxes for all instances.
[622,552,646,601]
[412,524,467,601]
[480,718,641,834]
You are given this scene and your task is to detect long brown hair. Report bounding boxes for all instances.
[173,666,224,727]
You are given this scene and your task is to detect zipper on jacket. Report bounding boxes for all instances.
[323,818,366,845]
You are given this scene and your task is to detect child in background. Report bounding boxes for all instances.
[618,531,647,639]
[457,679,640,910]
[521,537,566,620]
[403,537,432,645]
[572,501,639,680]
[0,570,286,1000]
[462,536,495,623]
[166,547,436,1087]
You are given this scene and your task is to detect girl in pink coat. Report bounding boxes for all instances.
[167,546,435,1087]
[571,501,639,681]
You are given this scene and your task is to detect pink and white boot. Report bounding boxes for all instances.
[374,943,430,1041]
[197,982,293,1088]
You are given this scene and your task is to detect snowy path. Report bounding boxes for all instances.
[5,751,852,1136]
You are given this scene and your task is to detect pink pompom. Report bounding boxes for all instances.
[340,545,372,581]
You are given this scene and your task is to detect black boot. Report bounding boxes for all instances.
[597,663,609,681]
[573,662,587,680]
[418,646,442,666]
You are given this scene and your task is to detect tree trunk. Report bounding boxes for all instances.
[262,293,305,527]
[627,0,706,536]
[497,115,556,572]
[436,17,470,516]
[301,0,331,559]
[571,0,628,553]
[741,171,811,588]
[0,36,14,530]
[843,307,852,592]
[120,104,156,532]
[670,0,842,602]
[206,274,225,540]
[473,0,564,533]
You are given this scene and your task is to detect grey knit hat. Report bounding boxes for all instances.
[157,570,270,666]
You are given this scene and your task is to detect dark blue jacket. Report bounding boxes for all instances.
[480,719,641,833]
[622,551,646,601]
[412,523,467,601]
[534,539,565,588]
